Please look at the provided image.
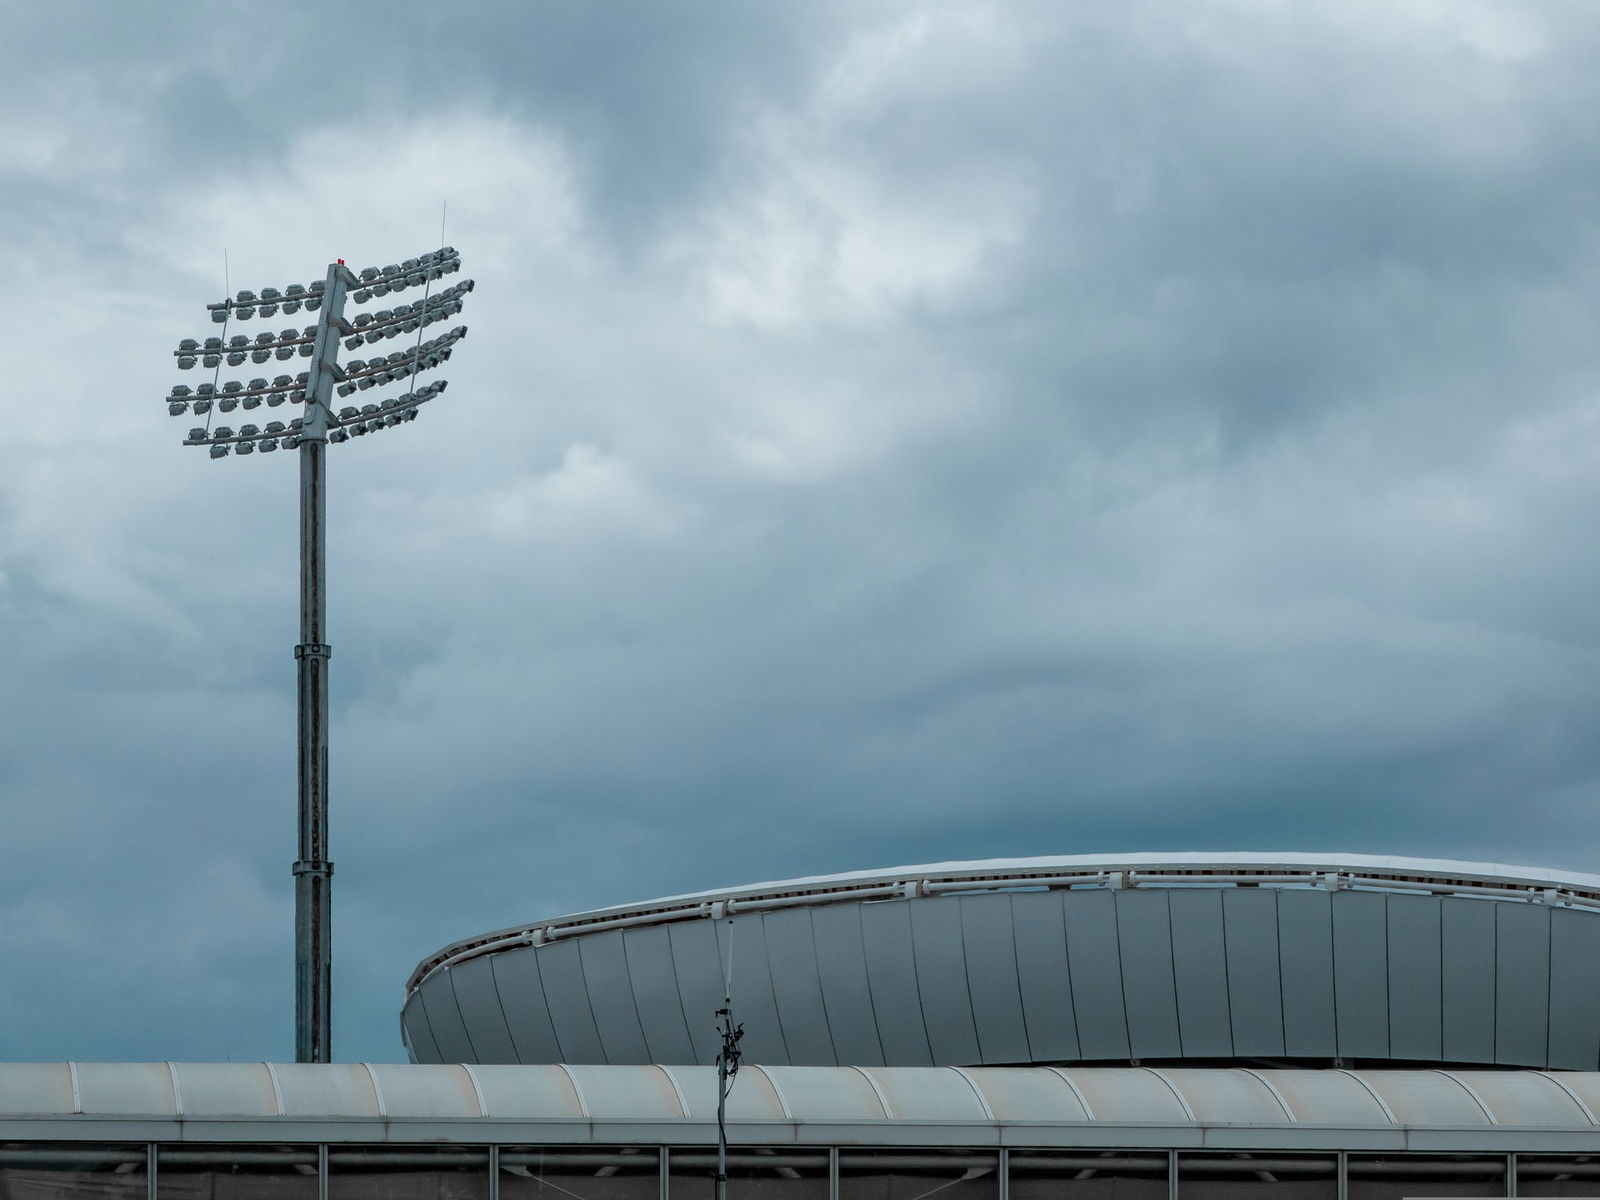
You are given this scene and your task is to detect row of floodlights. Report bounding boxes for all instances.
[336,327,465,394]
[187,383,446,457]
[343,282,473,347]
[168,374,307,414]
[205,248,459,323]
[177,327,315,369]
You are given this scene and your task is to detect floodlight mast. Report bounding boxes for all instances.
[292,260,355,1065]
[165,246,470,1065]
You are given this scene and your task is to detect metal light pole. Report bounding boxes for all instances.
[166,248,472,1062]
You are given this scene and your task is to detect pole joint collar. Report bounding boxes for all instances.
[292,860,334,878]
[294,643,333,660]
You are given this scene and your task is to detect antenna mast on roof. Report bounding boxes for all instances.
[715,917,744,1200]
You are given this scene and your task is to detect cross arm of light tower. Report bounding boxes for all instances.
[165,247,470,458]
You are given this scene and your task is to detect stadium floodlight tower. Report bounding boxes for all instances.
[165,249,473,1063]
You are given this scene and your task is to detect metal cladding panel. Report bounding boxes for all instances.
[488,946,565,1064]
[1354,1070,1492,1126]
[366,1063,481,1118]
[1062,890,1131,1060]
[958,896,1031,1065]
[1332,889,1390,1060]
[621,926,697,1066]
[668,919,731,1066]
[761,1065,887,1120]
[1221,887,1285,1057]
[723,916,791,1065]
[1442,897,1498,1064]
[1450,1070,1593,1126]
[962,1067,1090,1121]
[1277,889,1336,1058]
[576,931,652,1066]
[1548,906,1600,1069]
[763,908,838,1066]
[661,1064,788,1120]
[1168,888,1232,1058]
[1114,889,1182,1060]
[0,1064,73,1115]
[537,939,608,1064]
[1157,1069,1289,1123]
[402,988,443,1064]
[418,972,477,1063]
[1254,1069,1390,1124]
[860,901,935,1066]
[1010,891,1080,1062]
[171,1063,278,1117]
[1495,902,1551,1066]
[268,1064,380,1117]
[1060,1067,1189,1123]
[908,899,982,1066]
[563,1064,684,1118]
[860,1067,990,1120]
[810,900,887,1067]
[1385,893,1443,1062]
[75,1062,176,1115]
[448,956,519,1064]
[467,1063,584,1118]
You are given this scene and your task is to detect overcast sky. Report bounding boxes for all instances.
[2,0,1599,1063]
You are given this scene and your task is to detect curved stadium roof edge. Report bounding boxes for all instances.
[409,850,1600,993]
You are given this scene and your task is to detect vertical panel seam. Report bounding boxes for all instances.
[445,968,483,1063]
[482,954,524,1063]
[409,986,445,1064]
[1161,890,1184,1057]
[753,916,794,1063]
[1005,895,1037,1064]
[1214,890,1236,1058]
[950,899,985,1062]
[572,938,618,1064]
[799,908,841,1066]
[652,925,699,1062]
[608,930,659,1062]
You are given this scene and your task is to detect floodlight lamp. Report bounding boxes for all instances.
[242,396,262,410]
[219,398,238,413]
[189,427,208,441]
[439,246,456,258]
[351,424,368,437]
[237,440,255,455]
[347,358,365,373]
[295,372,309,385]
[237,290,256,303]
[354,312,374,328]
[170,385,194,398]
[406,273,424,288]
[252,350,270,364]
[197,383,216,396]
[227,352,246,366]
[205,337,224,350]
[353,289,373,304]
[329,429,348,444]
[275,346,293,360]
[274,375,294,387]
[239,423,259,437]
[360,403,378,416]
[261,287,282,300]
[168,401,187,416]
[283,435,301,450]
[403,408,417,421]
[210,444,228,459]
[179,338,200,352]
[310,280,326,294]
[359,267,379,282]
[298,344,313,357]
[443,260,459,274]
[214,426,234,439]
[289,417,304,431]
[304,296,321,312]
[260,439,278,453]
[424,266,442,282]
[357,376,375,390]
[372,283,390,297]
[336,382,356,397]
[401,320,418,333]
[402,259,419,272]
[344,336,362,351]
[237,306,256,320]
[193,398,212,414]
[338,406,359,420]
[222,381,242,394]
[283,300,301,315]
[247,378,267,391]
[211,309,229,324]
[266,420,287,434]
[365,330,383,345]
[267,393,287,407]
[259,303,278,317]
[286,284,306,297]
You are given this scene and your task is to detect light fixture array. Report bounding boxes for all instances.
[167,247,469,457]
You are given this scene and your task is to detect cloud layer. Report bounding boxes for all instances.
[2,0,1599,1061]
